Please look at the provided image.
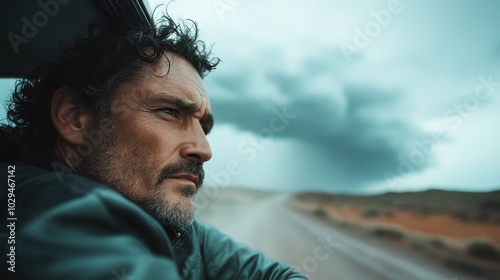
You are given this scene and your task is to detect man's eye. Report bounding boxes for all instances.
[159,108,178,117]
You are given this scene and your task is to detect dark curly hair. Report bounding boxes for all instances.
[0,10,220,161]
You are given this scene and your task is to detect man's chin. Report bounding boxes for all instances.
[137,198,195,228]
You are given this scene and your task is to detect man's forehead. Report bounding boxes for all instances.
[139,52,210,107]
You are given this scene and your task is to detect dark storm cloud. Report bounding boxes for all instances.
[206,54,431,184]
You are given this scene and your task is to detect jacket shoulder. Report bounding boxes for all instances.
[0,163,181,279]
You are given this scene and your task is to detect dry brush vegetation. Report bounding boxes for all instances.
[288,189,500,278]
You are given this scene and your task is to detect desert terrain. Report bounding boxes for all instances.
[196,187,500,280]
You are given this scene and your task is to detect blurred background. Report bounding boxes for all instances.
[1,0,500,279]
[159,0,500,194]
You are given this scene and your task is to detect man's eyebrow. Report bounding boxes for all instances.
[152,95,198,112]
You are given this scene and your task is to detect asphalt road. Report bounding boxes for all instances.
[199,195,487,280]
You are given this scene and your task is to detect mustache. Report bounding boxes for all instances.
[156,160,204,188]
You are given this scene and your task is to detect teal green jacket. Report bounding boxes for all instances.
[0,161,305,279]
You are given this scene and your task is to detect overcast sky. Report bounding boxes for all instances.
[2,0,499,194]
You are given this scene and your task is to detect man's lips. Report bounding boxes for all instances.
[168,173,200,186]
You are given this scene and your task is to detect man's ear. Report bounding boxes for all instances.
[51,87,94,145]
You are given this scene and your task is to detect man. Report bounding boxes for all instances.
[0,10,305,280]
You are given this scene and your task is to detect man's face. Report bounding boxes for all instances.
[80,53,213,228]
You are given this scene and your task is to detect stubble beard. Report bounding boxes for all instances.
[78,124,202,228]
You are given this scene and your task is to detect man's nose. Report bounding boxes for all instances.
[179,125,212,163]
